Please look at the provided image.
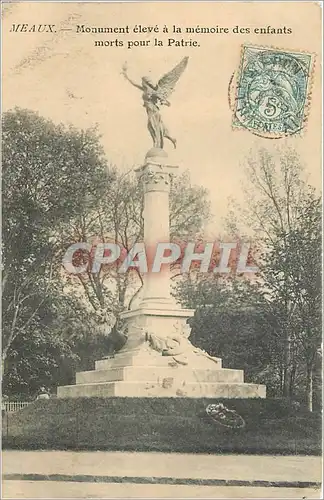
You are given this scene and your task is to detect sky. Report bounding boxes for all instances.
[2,2,322,235]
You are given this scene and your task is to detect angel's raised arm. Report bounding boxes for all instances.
[122,63,143,91]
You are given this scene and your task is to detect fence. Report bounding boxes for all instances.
[3,401,30,413]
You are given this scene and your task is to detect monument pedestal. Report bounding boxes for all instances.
[58,299,265,399]
[57,347,266,399]
[57,148,266,399]
[58,303,266,398]
[58,270,266,401]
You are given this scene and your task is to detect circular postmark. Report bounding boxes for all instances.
[230,47,313,139]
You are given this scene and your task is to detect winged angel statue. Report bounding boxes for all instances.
[122,57,189,149]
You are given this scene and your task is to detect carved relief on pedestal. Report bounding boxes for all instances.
[144,318,221,367]
[172,319,191,339]
[144,319,191,365]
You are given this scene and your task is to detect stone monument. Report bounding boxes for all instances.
[57,58,266,399]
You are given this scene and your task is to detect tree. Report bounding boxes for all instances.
[2,108,113,364]
[262,192,321,409]
[2,286,113,398]
[177,146,321,408]
[226,145,321,404]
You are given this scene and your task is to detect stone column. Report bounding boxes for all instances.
[135,148,178,309]
[118,147,194,352]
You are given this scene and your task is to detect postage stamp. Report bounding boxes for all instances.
[231,45,314,138]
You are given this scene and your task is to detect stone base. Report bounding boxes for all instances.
[57,304,266,399]
[58,379,265,399]
[57,343,266,399]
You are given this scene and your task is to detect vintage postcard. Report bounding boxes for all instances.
[1,1,322,499]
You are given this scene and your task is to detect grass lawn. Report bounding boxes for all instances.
[2,397,321,455]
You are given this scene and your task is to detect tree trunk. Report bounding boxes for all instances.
[305,364,313,412]
[282,334,291,397]
[279,365,284,394]
[289,361,296,398]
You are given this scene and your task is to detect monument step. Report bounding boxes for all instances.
[76,366,244,385]
[95,353,223,370]
[58,381,266,399]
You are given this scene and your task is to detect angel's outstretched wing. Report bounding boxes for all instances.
[156,57,189,99]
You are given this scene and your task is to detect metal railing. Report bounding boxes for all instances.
[2,401,30,413]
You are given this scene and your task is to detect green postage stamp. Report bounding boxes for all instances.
[232,45,314,138]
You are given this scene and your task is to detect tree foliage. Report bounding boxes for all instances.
[2,108,112,364]
[178,146,321,410]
